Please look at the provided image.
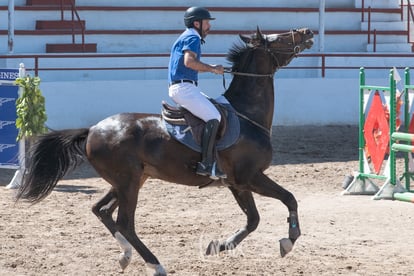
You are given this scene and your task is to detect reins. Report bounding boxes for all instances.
[223,68,274,78]
[231,107,271,136]
[221,68,273,89]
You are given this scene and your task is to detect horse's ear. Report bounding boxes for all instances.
[239,27,264,47]
[256,26,264,40]
[239,34,252,44]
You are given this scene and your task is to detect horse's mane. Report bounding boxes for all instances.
[226,42,250,71]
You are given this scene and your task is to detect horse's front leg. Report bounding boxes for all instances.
[249,171,301,257]
[206,188,259,255]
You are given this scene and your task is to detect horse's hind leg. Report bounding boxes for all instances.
[206,188,259,255]
[92,188,133,270]
[249,172,300,257]
[115,177,167,276]
[93,178,166,275]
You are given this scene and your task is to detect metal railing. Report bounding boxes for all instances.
[404,0,414,43]
[59,0,86,48]
[2,52,414,79]
[362,0,412,52]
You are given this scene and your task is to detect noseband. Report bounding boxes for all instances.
[264,30,302,54]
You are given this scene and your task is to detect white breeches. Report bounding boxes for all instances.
[168,82,221,122]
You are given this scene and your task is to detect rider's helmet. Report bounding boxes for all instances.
[184,7,215,28]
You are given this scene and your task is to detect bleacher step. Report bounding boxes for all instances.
[36,20,85,30]
[366,43,413,52]
[361,21,407,31]
[355,0,400,8]
[26,0,74,5]
[46,43,97,53]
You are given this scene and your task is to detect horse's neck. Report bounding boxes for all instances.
[225,77,274,129]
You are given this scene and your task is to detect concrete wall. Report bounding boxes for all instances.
[40,76,369,130]
[3,54,407,129]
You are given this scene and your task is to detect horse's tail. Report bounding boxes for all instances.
[15,128,90,203]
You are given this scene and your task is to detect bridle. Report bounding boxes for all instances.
[222,30,305,136]
[224,30,303,79]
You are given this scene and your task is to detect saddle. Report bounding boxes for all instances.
[162,99,228,145]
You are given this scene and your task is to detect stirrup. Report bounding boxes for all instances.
[196,162,211,177]
[210,162,227,180]
[196,162,227,180]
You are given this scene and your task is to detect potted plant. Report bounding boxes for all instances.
[15,75,48,141]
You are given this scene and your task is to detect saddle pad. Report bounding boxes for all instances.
[164,103,240,152]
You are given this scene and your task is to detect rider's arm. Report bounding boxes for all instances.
[184,50,224,75]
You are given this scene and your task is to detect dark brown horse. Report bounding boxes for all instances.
[15,27,313,275]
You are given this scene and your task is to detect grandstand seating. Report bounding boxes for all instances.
[0,0,411,54]
[0,0,413,82]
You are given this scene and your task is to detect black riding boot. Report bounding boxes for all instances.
[196,119,227,179]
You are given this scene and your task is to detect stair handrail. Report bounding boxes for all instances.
[367,6,378,51]
[364,1,413,53]
[59,0,85,50]
[405,0,414,44]
[361,0,365,22]
[361,0,377,52]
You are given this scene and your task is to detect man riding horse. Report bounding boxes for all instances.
[15,5,314,273]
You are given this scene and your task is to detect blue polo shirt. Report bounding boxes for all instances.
[168,28,201,83]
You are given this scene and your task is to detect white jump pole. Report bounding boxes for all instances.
[8,0,15,54]
[318,0,325,52]
[6,63,26,189]
[318,0,325,78]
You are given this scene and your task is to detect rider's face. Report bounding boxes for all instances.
[194,20,211,39]
[202,19,211,37]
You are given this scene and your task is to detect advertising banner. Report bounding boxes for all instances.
[0,69,20,169]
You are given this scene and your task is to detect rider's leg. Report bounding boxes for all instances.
[196,119,226,179]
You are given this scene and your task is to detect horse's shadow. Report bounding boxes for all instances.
[62,161,99,179]
[54,184,99,194]
[54,161,100,194]
[271,125,358,165]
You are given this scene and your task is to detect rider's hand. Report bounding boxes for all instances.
[211,65,224,75]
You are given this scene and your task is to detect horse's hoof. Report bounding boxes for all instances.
[205,240,221,255]
[279,238,293,257]
[146,263,167,276]
[118,252,132,271]
[115,231,132,271]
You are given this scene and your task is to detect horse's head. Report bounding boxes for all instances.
[240,27,314,54]
[238,27,313,70]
